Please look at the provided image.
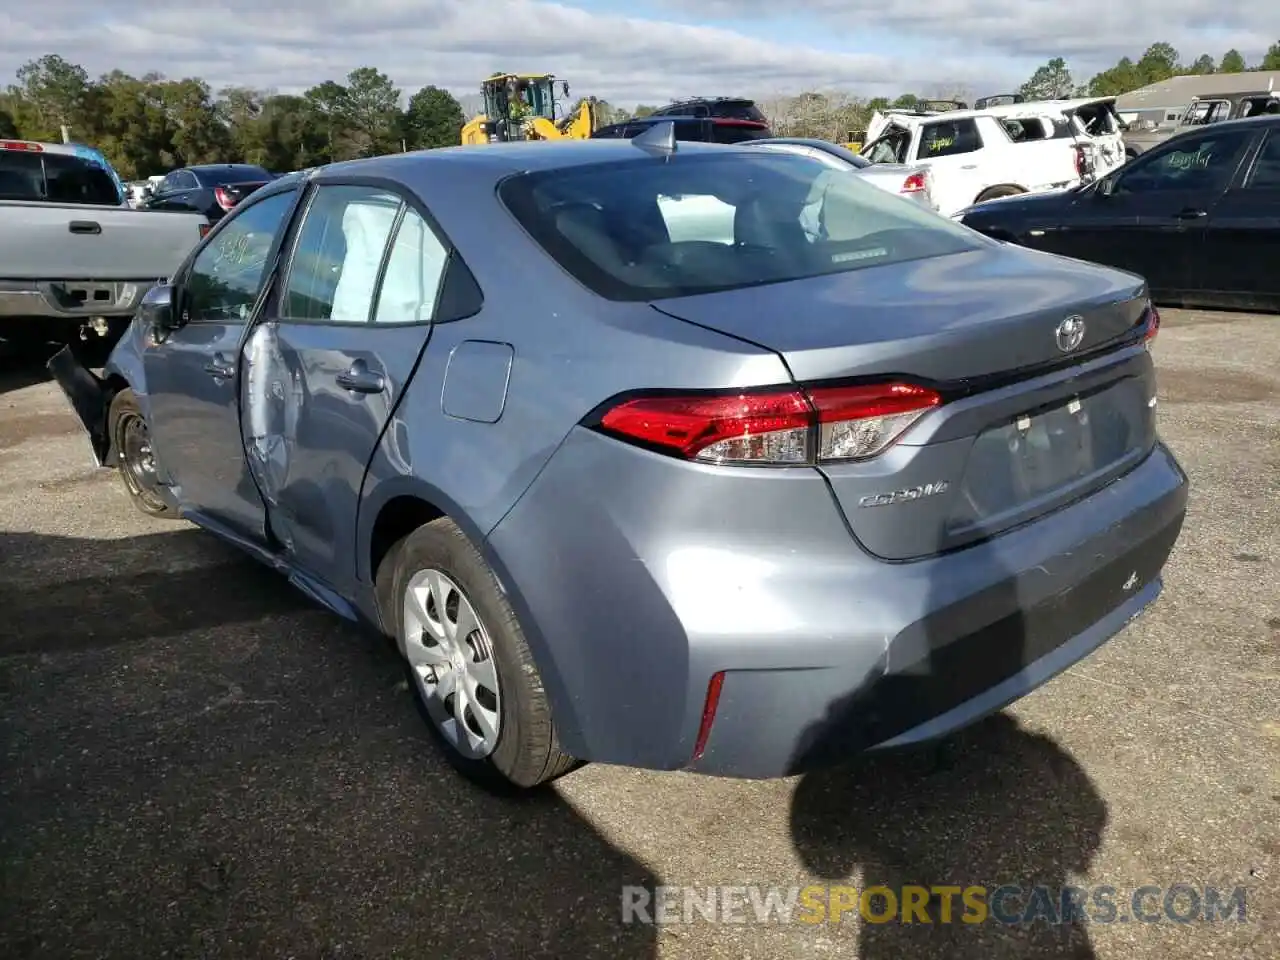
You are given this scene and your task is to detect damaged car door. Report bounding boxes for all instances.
[141,187,300,540]
[242,182,445,593]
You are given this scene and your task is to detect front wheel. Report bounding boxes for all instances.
[108,388,180,519]
[380,517,580,792]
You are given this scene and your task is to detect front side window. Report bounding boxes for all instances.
[1116,130,1253,194]
[282,185,402,323]
[499,151,984,301]
[185,190,297,323]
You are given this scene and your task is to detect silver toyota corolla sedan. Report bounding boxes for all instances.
[51,123,1187,791]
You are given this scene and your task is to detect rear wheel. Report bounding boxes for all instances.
[974,184,1025,203]
[109,389,179,519]
[379,517,580,792]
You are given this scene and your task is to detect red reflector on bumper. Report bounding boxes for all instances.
[692,671,726,761]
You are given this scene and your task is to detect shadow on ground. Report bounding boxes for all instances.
[788,512,1111,959]
[0,528,660,959]
[792,714,1106,959]
[0,347,53,395]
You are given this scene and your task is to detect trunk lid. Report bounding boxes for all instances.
[652,244,1156,560]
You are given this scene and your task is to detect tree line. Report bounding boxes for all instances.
[4,43,1279,180]
[0,54,474,179]
[0,55,640,180]
[1019,42,1280,101]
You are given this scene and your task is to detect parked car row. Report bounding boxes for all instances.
[49,123,1187,794]
[957,113,1280,312]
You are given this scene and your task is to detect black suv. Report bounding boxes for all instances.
[646,97,770,124]
[592,113,771,145]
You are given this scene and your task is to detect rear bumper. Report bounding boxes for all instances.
[47,345,112,465]
[487,427,1188,778]
[0,279,157,322]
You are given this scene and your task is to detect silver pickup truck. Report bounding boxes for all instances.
[0,139,209,351]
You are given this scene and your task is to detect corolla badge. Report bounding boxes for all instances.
[1055,314,1086,353]
[858,481,949,508]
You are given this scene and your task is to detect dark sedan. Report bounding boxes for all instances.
[957,114,1280,312]
[143,163,273,222]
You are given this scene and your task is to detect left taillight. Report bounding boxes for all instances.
[900,171,928,194]
[198,222,211,237]
[594,382,942,466]
[1143,302,1160,345]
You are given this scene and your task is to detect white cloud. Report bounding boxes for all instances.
[683,0,1280,78]
[2,0,1015,108]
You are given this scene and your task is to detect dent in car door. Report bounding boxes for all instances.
[141,189,299,540]
[246,183,448,592]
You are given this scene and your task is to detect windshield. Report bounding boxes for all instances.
[498,152,982,301]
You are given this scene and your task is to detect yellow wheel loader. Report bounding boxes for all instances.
[461,73,600,145]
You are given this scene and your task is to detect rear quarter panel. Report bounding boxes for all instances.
[353,160,793,751]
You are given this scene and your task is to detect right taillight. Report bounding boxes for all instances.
[1143,302,1160,345]
[594,382,941,466]
[213,186,236,211]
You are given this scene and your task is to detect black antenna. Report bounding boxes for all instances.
[632,120,677,155]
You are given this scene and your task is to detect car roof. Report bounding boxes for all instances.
[311,137,749,183]
[186,163,269,173]
[748,137,866,163]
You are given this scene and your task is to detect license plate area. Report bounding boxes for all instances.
[951,378,1154,528]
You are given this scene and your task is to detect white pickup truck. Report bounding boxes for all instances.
[0,139,209,351]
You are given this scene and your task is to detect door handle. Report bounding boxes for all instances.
[203,355,234,379]
[1174,208,1207,219]
[336,360,385,394]
[68,220,101,235]
[960,164,978,170]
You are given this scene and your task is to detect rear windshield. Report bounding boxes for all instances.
[0,149,122,205]
[199,165,271,185]
[499,152,983,301]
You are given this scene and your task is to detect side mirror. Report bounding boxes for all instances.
[139,283,182,332]
[1097,176,1118,197]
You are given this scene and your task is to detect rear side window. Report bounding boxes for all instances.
[498,152,983,302]
[1245,132,1280,190]
[919,119,982,158]
[0,149,120,204]
[712,123,770,144]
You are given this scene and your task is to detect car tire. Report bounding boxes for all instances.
[108,388,180,519]
[379,517,580,792]
[974,184,1025,203]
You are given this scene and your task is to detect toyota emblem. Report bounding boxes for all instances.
[1055,315,1086,353]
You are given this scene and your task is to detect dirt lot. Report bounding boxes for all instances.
[1,311,1277,960]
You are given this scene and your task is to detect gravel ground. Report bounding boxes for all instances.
[1,311,1277,959]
